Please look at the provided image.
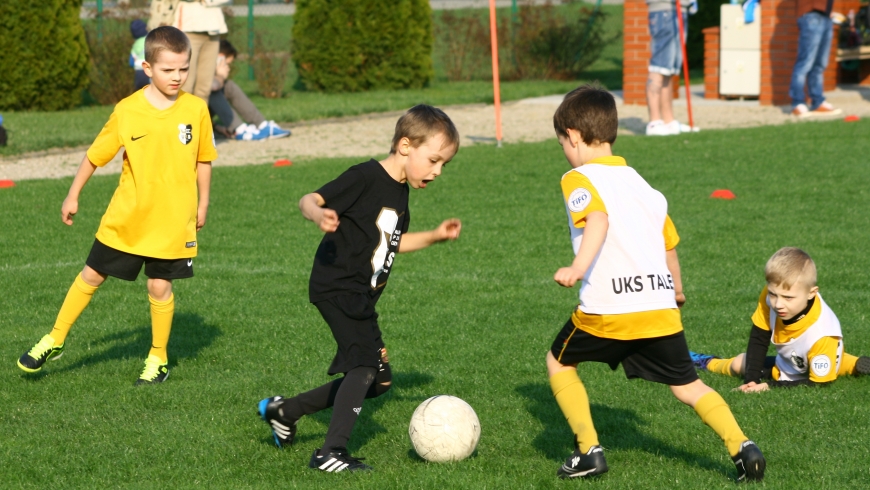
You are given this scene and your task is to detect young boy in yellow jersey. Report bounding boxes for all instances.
[16,26,216,385]
[547,84,765,481]
[691,247,870,391]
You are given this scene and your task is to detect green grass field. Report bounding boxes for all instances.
[3,120,870,488]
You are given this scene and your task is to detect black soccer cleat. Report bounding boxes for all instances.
[309,447,372,473]
[17,335,64,373]
[557,445,608,479]
[855,356,870,376]
[732,440,765,482]
[258,396,297,448]
[135,355,169,385]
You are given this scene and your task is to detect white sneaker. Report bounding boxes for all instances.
[810,102,842,117]
[679,123,700,133]
[791,103,810,118]
[664,120,681,135]
[646,120,670,136]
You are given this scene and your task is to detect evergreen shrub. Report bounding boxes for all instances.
[0,0,90,111]
[292,0,434,92]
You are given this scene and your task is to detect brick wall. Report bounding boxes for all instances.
[703,27,720,99]
[623,0,650,105]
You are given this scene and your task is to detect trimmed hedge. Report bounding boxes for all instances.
[292,0,434,92]
[0,0,90,111]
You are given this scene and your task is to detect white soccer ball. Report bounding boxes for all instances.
[408,395,481,463]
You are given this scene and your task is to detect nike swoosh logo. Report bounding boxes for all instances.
[132,134,147,141]
[187,259,193,267]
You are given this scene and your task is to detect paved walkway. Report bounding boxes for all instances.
[2,85,866,182]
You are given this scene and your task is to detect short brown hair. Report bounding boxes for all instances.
[145,26,191,64]
[390,105,460,155]
[553,83,618,145]
[765,247,817,289]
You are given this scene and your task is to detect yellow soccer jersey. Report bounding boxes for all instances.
[751,287,841,383]
[561,156,682,340]
[560,156,680,250]
[87,90,217,259]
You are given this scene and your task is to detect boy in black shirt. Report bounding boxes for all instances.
[258,105,462,472]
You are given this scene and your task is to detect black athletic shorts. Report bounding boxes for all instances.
[85,239,194,281]
[315,293,386,376]
[550,317,699,386]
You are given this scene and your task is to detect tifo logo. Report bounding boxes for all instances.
[353,407,362,415]
[567,188,592,213]
[185,241,196,248]
[811,354,831,377]
[178,124,192,145]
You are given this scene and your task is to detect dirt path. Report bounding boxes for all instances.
[2,85,868,182]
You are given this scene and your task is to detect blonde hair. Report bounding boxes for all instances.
[390,105,459,155]
[144,26,191,64]
[764,247,817,289]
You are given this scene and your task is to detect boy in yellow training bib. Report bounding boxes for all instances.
[546,84,764,482]
[16,27,216,385]
[691,247,870,390]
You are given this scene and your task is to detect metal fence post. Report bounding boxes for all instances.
[97,0,103,41]
[248,0,255,80]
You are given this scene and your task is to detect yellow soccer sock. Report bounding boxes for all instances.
[839,353,858,376]
[694,391,748,457]
[50,273,99,345]
[707,358,737,376]
[549,369,599,452]
[148,294,174,363]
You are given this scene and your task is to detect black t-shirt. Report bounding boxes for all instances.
[309,159,410,304]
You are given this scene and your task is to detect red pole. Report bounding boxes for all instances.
[489,0,503,147]
[675,2,694,130]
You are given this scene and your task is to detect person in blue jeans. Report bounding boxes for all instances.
[645,0,697,136]
[790,0,841,117]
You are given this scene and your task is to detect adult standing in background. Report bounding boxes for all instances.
[790,0,842,117]
[645,0,696,136]
[170,0,230,102]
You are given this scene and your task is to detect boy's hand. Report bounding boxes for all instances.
[318,208,340,233]
[196,205,208,231]
[554,266,583,288]
[434,218,462,242]
[675,292,686,307]
[61,197,78,225]
[736,381,769,393]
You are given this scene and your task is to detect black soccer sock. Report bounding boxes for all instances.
[279,363,390,422]
[321,366,376,453]
[280,379,343,421]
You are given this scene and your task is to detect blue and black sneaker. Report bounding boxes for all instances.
[689,351,718,370]
[258,396,297,448]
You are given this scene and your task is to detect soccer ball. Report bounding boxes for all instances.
[408,395,481,463]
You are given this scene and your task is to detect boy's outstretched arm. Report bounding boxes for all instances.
[398,219,461,253]
[554,211,608,288]
[665,248,686,307]
[299,192,340,232]
[61,155,99,225]
[196,161,212,231]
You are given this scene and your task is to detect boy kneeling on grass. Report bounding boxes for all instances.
[17,27,216,385]
[258,105,462,473]
[546,84,765,482]
[691,247,870,391]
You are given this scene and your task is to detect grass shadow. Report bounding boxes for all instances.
[515,382,730,477]
[44,313,221,376]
